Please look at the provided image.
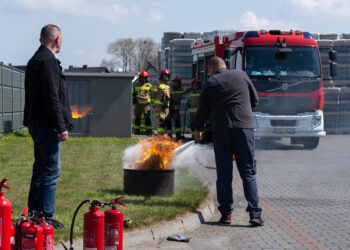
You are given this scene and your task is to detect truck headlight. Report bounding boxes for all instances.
[311,114,322,129]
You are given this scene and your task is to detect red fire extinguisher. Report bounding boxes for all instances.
[15,208,44,250]
[104,196,126,250]
[19,220,44,250]
[34,218,54,250]
[83,200,105,250]
[0,177,11,250]
[11,220,16,250]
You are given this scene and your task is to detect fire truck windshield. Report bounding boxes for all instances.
[244,45,321,78]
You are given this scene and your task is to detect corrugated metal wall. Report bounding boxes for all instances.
[0,63,25,135]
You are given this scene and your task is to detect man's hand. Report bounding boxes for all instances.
[58,131,68,142]
[194,130,202,142]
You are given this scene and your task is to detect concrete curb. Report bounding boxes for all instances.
[124,197,216,247]
[58,197,216,249]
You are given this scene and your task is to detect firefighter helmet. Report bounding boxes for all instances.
[172,75,181,88]
[160,68,171,76]
[139,70,149,79]
[172,75,181,82]
[192,77,201,88]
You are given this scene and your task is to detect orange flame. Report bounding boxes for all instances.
[134,135,182,170]
[71,105,93,119]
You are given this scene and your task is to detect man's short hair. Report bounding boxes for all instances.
[208,56,226,69]
[40,24,61,44]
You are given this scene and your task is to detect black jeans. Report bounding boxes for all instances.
[213,128,262,218]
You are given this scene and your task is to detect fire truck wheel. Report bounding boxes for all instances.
[302,137,319,149]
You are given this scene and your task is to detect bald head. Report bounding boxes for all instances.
[40,24,62,53]
[208,56,226,75]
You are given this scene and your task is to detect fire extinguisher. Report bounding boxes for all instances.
[84,200,105,250]
[104,196,126,250]
[11,220,16,250]
[19,220,44,250]
[15,208,44,250]
[34,218,54,250]
[0,177,11,250]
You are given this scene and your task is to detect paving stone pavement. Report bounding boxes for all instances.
[127,135,350,249]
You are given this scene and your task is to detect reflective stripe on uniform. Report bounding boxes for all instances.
[189,108,198,113]
[157,128,165,133]
[137,98,151,104]
[172,90,184,94]
[173,106,180,110]
[159,84,169,89]
[175,128,181,133]
[190,93,200,97]
[141,86,151,90]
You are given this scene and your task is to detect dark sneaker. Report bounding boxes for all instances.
[218,214,231,224]
[249,217,264,227]
[45,218,65,229]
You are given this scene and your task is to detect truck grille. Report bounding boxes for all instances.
[257,96,312,115]
[271,120,297,127]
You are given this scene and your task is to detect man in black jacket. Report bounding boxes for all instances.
[23,24,72,228]
[194,56,263,226]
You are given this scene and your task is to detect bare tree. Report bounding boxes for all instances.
[102,37,160,72]
[133,38,159,72]
[107,38,135,72]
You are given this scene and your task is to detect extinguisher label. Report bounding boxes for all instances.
[105,222,120,245]
[22,237,36,249]
[43,234,54,250]
[104,247,117,250]
[83,248,97,250]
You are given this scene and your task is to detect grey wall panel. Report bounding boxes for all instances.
[89,77,132,138]
[0,85,2,112]
[3,113,12,133]
[3,87,12,112]
[13,88,21,111]
[0,114,2,133]
[13,72,20,88]
[13,112,21,129]
[3,68,12,87]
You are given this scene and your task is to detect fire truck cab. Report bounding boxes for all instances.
[192,30,337,149]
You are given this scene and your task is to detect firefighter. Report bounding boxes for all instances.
[166,76,189,141]
[187,77,201,138]
[132,70,153,134]
[151,68,171,135]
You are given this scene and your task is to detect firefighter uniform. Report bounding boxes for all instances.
[133,71,152,134]
[187,78,201,137]
[151,79,171,134]
[166,76,189,140]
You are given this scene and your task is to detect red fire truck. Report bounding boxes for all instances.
[192,30,337,149]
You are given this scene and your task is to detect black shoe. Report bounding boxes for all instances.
[45,218,65,229]
[249,217,264,227]
[218,214,231,224]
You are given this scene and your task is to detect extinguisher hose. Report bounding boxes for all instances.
[68,199,91,249]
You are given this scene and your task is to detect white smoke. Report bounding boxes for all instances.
[122,141,216,170]
[171,143,215,169]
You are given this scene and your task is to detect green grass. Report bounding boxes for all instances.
[0,131,208,242]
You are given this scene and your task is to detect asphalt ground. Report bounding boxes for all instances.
[126,135,350,249]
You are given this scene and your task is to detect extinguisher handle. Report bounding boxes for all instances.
[0,177,10,190]
[21,206,28,216]
[112,195,127,207]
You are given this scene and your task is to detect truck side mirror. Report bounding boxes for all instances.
[329,50,337,61]
[330,62,338,77]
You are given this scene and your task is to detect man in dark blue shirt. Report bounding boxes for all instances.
[194,56,263,226]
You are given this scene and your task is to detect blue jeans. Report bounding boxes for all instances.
[28,124,61,218]
[213,128,262,218]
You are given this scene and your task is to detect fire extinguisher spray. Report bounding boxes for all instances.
[0,177,11,250]
[104,196,126,250]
